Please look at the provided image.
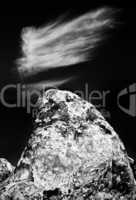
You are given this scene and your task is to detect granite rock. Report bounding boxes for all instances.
[0,158,14,183]
[0,89,136,199]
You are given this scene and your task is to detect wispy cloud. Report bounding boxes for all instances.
[17,7,114,80]
[26,76,75,91]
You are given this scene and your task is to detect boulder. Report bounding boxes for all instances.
[0,89,136,199]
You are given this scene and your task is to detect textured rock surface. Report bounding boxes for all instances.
[0,158,14,183]
[0,89,136,199]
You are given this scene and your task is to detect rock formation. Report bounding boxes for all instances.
[0,89,136,199]
[0,158,14,184]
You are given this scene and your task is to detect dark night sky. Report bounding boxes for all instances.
[0,1,136,166]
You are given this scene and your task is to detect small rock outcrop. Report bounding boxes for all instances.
[0,158,14,183]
